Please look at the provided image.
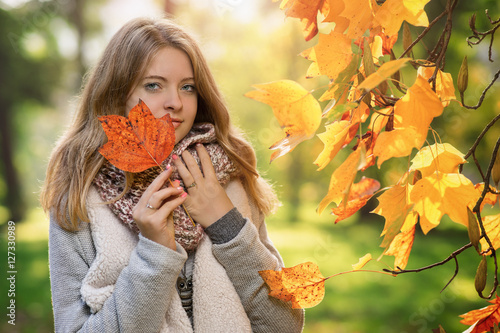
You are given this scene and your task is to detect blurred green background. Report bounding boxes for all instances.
[1,0,500,332]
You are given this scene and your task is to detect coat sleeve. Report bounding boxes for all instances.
[205,207,305,333]
[49,217,187,333]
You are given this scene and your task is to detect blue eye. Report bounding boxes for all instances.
[144,82,160,91]
[182,84,196,93]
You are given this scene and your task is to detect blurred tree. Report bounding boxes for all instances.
[0,5,63,222]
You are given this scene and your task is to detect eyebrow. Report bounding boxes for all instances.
[142,75,195,82]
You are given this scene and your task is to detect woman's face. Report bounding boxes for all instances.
[126,47,198,144]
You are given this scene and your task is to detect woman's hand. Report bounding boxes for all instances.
[132,166,187,250]
[173,144,234,228]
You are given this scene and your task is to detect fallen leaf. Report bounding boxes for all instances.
[259,261,326,309]
[374,0,430,36]
[411,173,479,234]
[98,99,175,173]
[460,295,500,333]
[410,143,466,177]
[245,80,322,162]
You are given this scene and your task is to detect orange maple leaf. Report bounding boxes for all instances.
[337,0,377,39]
[274,0,330,41]
[460,295,500,332]
[475,183,500,211]
[259,262,326,309]
[417,66,456,106]
[383,223,416,270]
[332,177,380,223]
[98,100,175,173]
[357,58,411,92]
[480,213,500,256]
[302,31,353,80]
[245,80,322,162]
[411,173,479,234]
[372,183,414,249]
[374,0,430,36]
[373,75,444,167]
[317,143,365,214]
[410,143,466,177]
[314,120,350,171]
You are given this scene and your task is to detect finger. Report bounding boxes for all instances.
[195,144,217,179]
[172,154,196,187]
[156,191,187,216]
[181,150,205,181]
[140,166,173,201]
[147,185,184,210]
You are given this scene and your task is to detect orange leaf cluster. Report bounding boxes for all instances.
[98,99,176,173]
[253,0,497,319]
[460,295,500,333]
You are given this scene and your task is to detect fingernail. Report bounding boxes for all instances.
[181,192,187,198]
[172,154,178,160]
[177,186,183,191]
[166,164,171,170]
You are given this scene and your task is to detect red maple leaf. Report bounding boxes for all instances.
[98,99,176,173]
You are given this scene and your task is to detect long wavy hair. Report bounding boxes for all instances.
[41,17,278,231]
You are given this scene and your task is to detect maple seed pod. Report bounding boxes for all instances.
[457,56,468,95]
[474,256,487,294]
[492,147,500,187]
[469,13,477,32]
[467,207,481,253]
[402,22,413,54]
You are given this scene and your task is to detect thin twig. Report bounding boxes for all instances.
[383,243,473,276]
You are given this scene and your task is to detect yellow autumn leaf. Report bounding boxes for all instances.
[245,80,322,162]
[357,58,411,91]
[337,0,377,39]
[275,0,330,41]
[480,213,500,256]
[374,0,430,36]
[302,31,353,80]
[373,75,444,167]
[314,120,350,171]
[417,66,456,106]
[259,261,326,309]
[383,223,416,270]
[352,253,373,270]
[372,184,414,248]
[317,144,364,214]
[410,143,467,177]
[410,172,479,234]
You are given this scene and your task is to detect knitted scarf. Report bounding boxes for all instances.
[93,123,238,251]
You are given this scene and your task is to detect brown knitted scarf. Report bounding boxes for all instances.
[93,123,238,251]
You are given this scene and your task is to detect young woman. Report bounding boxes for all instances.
[41,17,304,332]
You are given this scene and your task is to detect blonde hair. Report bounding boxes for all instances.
[41,17,278,231]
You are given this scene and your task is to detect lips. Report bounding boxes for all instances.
[170,118,182,128]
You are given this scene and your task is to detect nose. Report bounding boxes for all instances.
[163,88,182,111]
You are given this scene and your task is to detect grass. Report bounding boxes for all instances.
[0,205,492,332]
